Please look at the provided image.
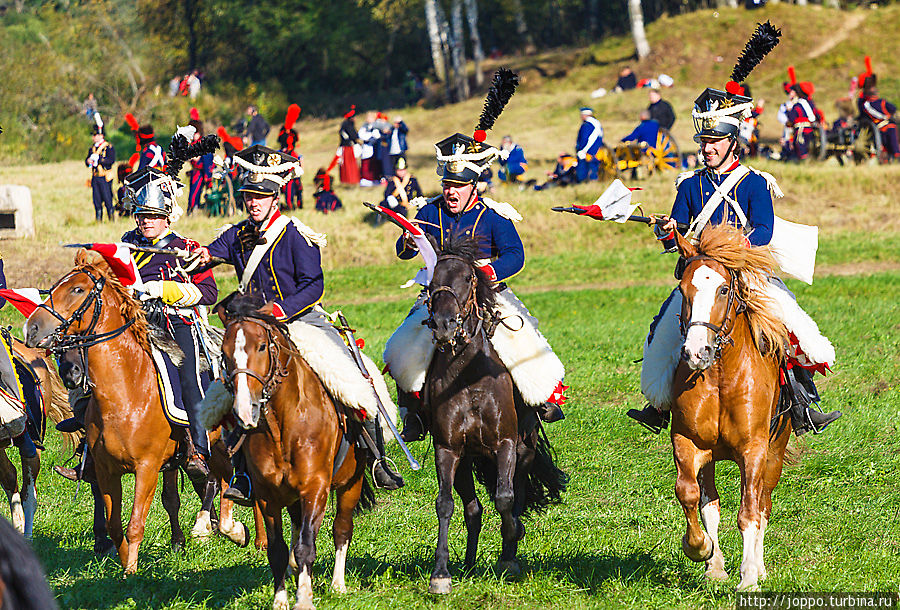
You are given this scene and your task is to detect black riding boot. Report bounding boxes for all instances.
[223,450,254,507]
[180,428,210,483]
[626,404,670,434]
[537,401,565,423]
[783,366,841,436]
[399,389,427,442]
[363,416,404,490]
[53,438,96,483]
[55,388,91,433]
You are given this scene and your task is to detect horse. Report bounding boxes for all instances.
[0,341,75,539]
[217,292,374,610]
[670,224,793,591]
[423,234,568,595]
[24,249,249,573]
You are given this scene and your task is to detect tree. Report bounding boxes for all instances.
[509,0,535,54]
[628,0,651,60]
[449,0,470,101]
[463,0,484,88]
[424,0,448,82]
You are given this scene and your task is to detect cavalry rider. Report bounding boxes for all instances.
[54,166,219,482]
[627,82,842,436]
[575,107,604,182]
[785,84,819,161]
[385,131,567,443]
[190,144,404,502]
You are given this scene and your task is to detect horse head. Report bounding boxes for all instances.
[219,292,288,430]
[674,228,742,371]
[426,233,496,353]
[25,250,113,349]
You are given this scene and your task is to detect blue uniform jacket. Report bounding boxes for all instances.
[138,142,167,170]
[621,119,659,146]
[576,117,604,156]
[206,213,324,321]
[122,229,219,306]
[501,145,528,177]
[85,141,116,179]
[396,199,525,282]
[671,164,774,247]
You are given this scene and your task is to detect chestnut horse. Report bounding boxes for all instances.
[24,250,249,573]
[218,293,374,610]
[670,225,792,591]
[0,341,75,539]
[424,234,567,595]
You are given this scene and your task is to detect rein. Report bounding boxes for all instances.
[425,255,488,351]
[679,256,747,358]
[223,317,292,410]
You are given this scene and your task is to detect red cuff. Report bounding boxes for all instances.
[271,303,286,319]
[479,264,497,282]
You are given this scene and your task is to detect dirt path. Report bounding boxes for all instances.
[806,12,866,60]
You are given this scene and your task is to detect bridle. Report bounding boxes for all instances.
[679,256,747,358]
[223,317,291,410]
[424,255,486,352]
[36,268,135,353]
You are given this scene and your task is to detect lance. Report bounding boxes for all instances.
[551,206,689,230]
[62,242,231,267]
[333,310,421,471]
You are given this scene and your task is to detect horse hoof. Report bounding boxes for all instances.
[428,577,452,595]
[736,581,760,592]
[682,534,714,563]
[516,521,526,541]
[171,539,186,554]
[496,560,521,578]
[94,538,116,558]
[705,568,729,582]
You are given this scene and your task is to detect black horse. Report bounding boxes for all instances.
[423,233,568,595]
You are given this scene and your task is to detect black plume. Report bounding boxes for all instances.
[475,68,519,133]
[730,21,782,84]
[167,133,219,180]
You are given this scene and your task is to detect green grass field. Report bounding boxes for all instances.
[1,4,900,607]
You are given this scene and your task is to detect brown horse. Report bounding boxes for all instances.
[24,250,249,573]
[671,225,792,591]
[424,234,567,595]
[0,341,74,539]
[218,293,373,610]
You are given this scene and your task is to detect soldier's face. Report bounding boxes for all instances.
[700,137,733,169]
[135,214,169,240]
[246,193,277,223]
[92,134,103,145]
[442,182,476,214]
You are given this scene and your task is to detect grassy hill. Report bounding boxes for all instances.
[0,5,899,609]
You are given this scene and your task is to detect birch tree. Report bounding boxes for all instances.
[627,0,651,60]
[463,0,484,88]
[424,0,447,82]
[449,0,470,100]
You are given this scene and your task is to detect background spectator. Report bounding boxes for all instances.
[246,105,270,146]
[388,116,409,170]
[83,93,98,120]
[614,67,637,92]
[647,89,676,131]
[314,174,342,213]
[498,135,528,183]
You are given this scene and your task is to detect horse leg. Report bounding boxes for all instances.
[254,500,269,550]
[96,468,127,569]
[90,482,114,556]
[189,475,218,540]
[736,447,767,591]
[123,466,160,574]
[331,467,363,594]
[494,438,521,577]
[673,434,714,563]
[161,470,185,552]
[288,484,329,610]
[260,500,290,610]
[19,454,39,539]
[0,450,24,534]
[217,492,249,548]
[699,462,728,581]
[429,445,460,595]
[453,459,482,571]
[757,423,791,582]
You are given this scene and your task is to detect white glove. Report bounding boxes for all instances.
[577,150,587,160]
[182,249,206,273]
[89,153,100,166]
[386,195,399,209]
[140,280,163,301]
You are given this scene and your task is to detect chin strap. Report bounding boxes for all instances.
[705,138,739,171]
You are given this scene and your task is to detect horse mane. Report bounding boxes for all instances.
[438,232,497,316]
[695,224,789,359]
[221,292,290,336]
[72,250,163,357]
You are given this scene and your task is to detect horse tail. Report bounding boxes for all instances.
[354,472,377,514]
[42,361,78,453]
[472,456,499,501]
[520,425,568,517]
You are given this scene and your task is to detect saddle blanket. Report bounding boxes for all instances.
[150,346,189,427]
[383,289,565,407]
[641,282,835,409]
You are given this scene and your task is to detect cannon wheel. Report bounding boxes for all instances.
[807,124,828,161]
[853,120,884,165]
[222,173,236,216]
[650,129,681,172]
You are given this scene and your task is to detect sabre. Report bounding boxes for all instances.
[333,310,421,471]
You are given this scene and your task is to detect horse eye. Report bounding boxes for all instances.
[719,286,729,296]
[72,286,84,295]
[258,343,266,353]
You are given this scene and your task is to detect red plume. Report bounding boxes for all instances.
[787,66,796,85]
[217,126,243,151]
[725,81,744,96]
[343,104,356,119]
[189,107,200,121]
[284,103,301,130]
[865,55,873,76]
[799,82,815,97]
[124,113,140,132]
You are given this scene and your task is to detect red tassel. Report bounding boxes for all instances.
[473,129,487,142]
[355,338,364,349]
[725,81,743,96]
[127,152,139,169]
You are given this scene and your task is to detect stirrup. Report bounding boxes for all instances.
[223,472,253,507]
[400,413,427,442]
[371,455,404,490]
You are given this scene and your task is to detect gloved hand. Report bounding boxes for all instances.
[478,264,497,282]
[576,150,587,160]
[182,249,207,273]
[89,153,100,167]
[139,280,164,301]
[402,231,418,250]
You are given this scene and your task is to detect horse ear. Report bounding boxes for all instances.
[215,291,237,325]
[674,230,697,260]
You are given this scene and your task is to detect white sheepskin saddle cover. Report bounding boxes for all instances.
[641,282,835,409]
[197,321,398,440]
[383,290,565,407]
